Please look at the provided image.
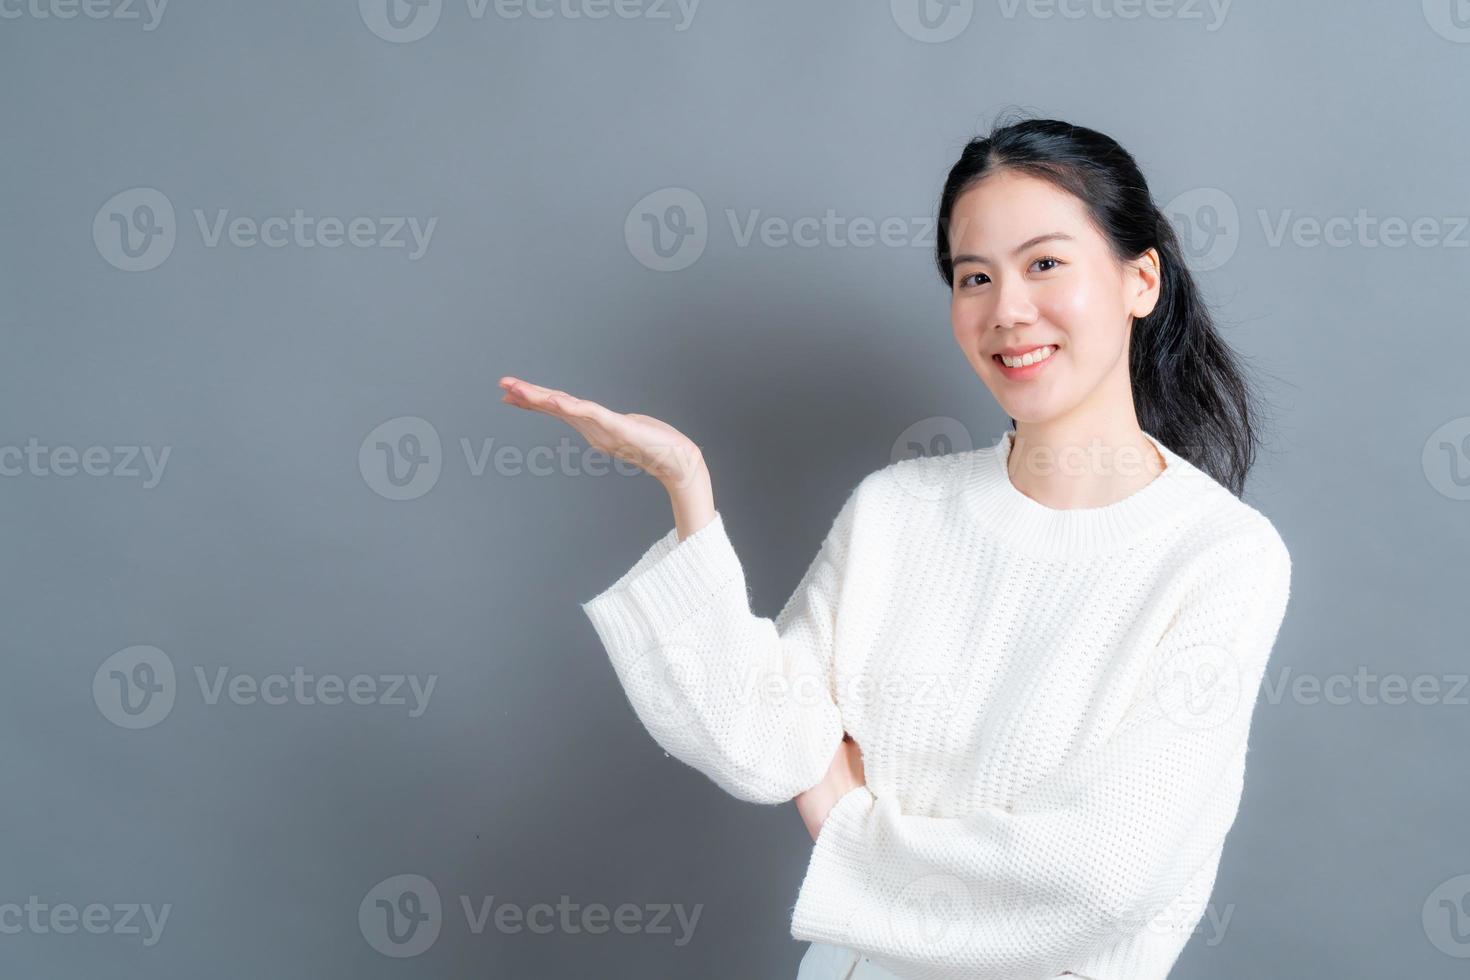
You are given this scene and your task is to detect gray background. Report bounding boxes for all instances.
[3,0,1468,977]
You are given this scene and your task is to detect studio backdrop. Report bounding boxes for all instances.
[2,2,1467,977]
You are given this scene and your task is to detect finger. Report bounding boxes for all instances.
[500,377,557,401]
[555,394,608,420]
[504,381,574,415]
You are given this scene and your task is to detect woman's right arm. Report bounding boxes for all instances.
[499,376,855,806]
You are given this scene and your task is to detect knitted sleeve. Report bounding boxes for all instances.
[789,528,1292,980]
[578,482,863,805]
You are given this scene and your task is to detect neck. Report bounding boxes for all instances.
[955,425,1205,559]
[1007,418,1166,511]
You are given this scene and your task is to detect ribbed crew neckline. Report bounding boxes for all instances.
[956,427,1212,558]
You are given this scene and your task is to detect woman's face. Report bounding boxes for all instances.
[947,170,1160,426]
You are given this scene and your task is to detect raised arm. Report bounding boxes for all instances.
[499,375,858,804]
[580,484,863,804]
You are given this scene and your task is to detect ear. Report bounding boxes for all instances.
[1127,247,1162,319]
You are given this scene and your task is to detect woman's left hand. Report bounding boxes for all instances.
[794,733,866,842]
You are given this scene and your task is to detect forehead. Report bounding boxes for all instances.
[949,171,1091,245]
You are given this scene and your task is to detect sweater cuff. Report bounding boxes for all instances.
[790,783,879,947]
[579,511,745,657]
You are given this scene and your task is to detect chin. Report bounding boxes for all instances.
[995,395,1068,426]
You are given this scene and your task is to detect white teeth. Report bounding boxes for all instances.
[998,345,1057,368]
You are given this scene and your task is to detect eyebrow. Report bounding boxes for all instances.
[950,232,1075,267]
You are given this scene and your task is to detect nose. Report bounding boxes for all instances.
[991,274,1038,331]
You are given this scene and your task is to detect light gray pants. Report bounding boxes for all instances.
[796,941,900,979]
[796,941,1097,979]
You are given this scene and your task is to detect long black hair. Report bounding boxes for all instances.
[935,113,1268,496]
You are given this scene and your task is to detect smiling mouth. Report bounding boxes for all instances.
[992,344,1059,369]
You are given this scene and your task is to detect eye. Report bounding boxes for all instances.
[955,256,1064,289]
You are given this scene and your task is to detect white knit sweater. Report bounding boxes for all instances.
[580,427,1292,980]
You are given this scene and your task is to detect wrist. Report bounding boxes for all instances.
[659,448,709,495]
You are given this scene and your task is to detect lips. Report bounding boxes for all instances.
[991,343,1059,379]
[992,344,1058,368]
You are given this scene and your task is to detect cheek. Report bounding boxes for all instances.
[1041,276,1124,350]
[1043,277,1096,325]
[950,295,981,337]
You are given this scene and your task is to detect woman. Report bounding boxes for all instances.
[499,117,1293,980]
